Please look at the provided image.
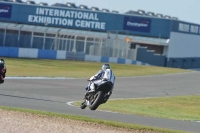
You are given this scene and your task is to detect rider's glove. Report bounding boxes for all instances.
[89,76,95,81]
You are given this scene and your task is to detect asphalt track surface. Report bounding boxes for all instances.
[0,72,200,132]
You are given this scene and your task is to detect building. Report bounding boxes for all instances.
[0,1,200,68]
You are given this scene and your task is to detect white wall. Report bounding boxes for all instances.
[18,48,38,58]
[56,50,66,59]
[85,55,101,62]
[168,32,200,58]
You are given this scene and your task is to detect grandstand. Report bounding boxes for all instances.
[0,0,200,68]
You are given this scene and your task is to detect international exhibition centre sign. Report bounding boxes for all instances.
[28,7,106,30]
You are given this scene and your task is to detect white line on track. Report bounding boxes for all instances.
[6,77,74,79]
[66,100,119,113]
[67,101,78,107]
[5,71,198,80]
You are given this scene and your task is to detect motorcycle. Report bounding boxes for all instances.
[0,60,6,84]
[80,78,113,110]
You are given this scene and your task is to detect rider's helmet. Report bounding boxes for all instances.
[0,59,4,65]
[102,64,110,71]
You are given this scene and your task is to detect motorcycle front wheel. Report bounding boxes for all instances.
[80,98,87,109]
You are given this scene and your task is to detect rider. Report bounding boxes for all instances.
[0,59,6,84]
[86,64,115,99]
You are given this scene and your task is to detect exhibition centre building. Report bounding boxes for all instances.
[0,1,200,68]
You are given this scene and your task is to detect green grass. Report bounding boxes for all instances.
[0,107,192,133]
[74,95,200,121]
[5,58,189,78]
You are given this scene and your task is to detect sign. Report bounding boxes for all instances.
[123,16,151,33]
[28,8,106,30]
[0,4,12,18]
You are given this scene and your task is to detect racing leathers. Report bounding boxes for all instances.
[86,68,115,99]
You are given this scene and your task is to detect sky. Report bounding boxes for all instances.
[33,0,200,24]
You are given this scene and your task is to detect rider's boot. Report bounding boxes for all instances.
[102,91,112,104]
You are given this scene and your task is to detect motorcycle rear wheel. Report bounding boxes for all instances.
[89,91,104,110]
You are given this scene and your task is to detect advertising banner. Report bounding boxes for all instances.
[123,16,151,33]
[0,4,12,18]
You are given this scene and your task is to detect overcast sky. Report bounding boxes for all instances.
[33,0,199,24]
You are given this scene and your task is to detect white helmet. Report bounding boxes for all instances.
[102,64,110,71]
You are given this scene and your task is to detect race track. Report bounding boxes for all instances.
[0,72,200,132]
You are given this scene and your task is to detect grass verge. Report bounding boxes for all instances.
[0,106,192,133]
[4,58,189,78]
[74,95,200,121]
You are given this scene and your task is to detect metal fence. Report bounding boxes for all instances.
[0,22,136,59]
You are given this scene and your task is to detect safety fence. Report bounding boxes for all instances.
[0,23,136,60]
[0,46,149,65]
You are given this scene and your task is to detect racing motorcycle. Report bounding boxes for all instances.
[0,59,6,84]
[80,78,113,110]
